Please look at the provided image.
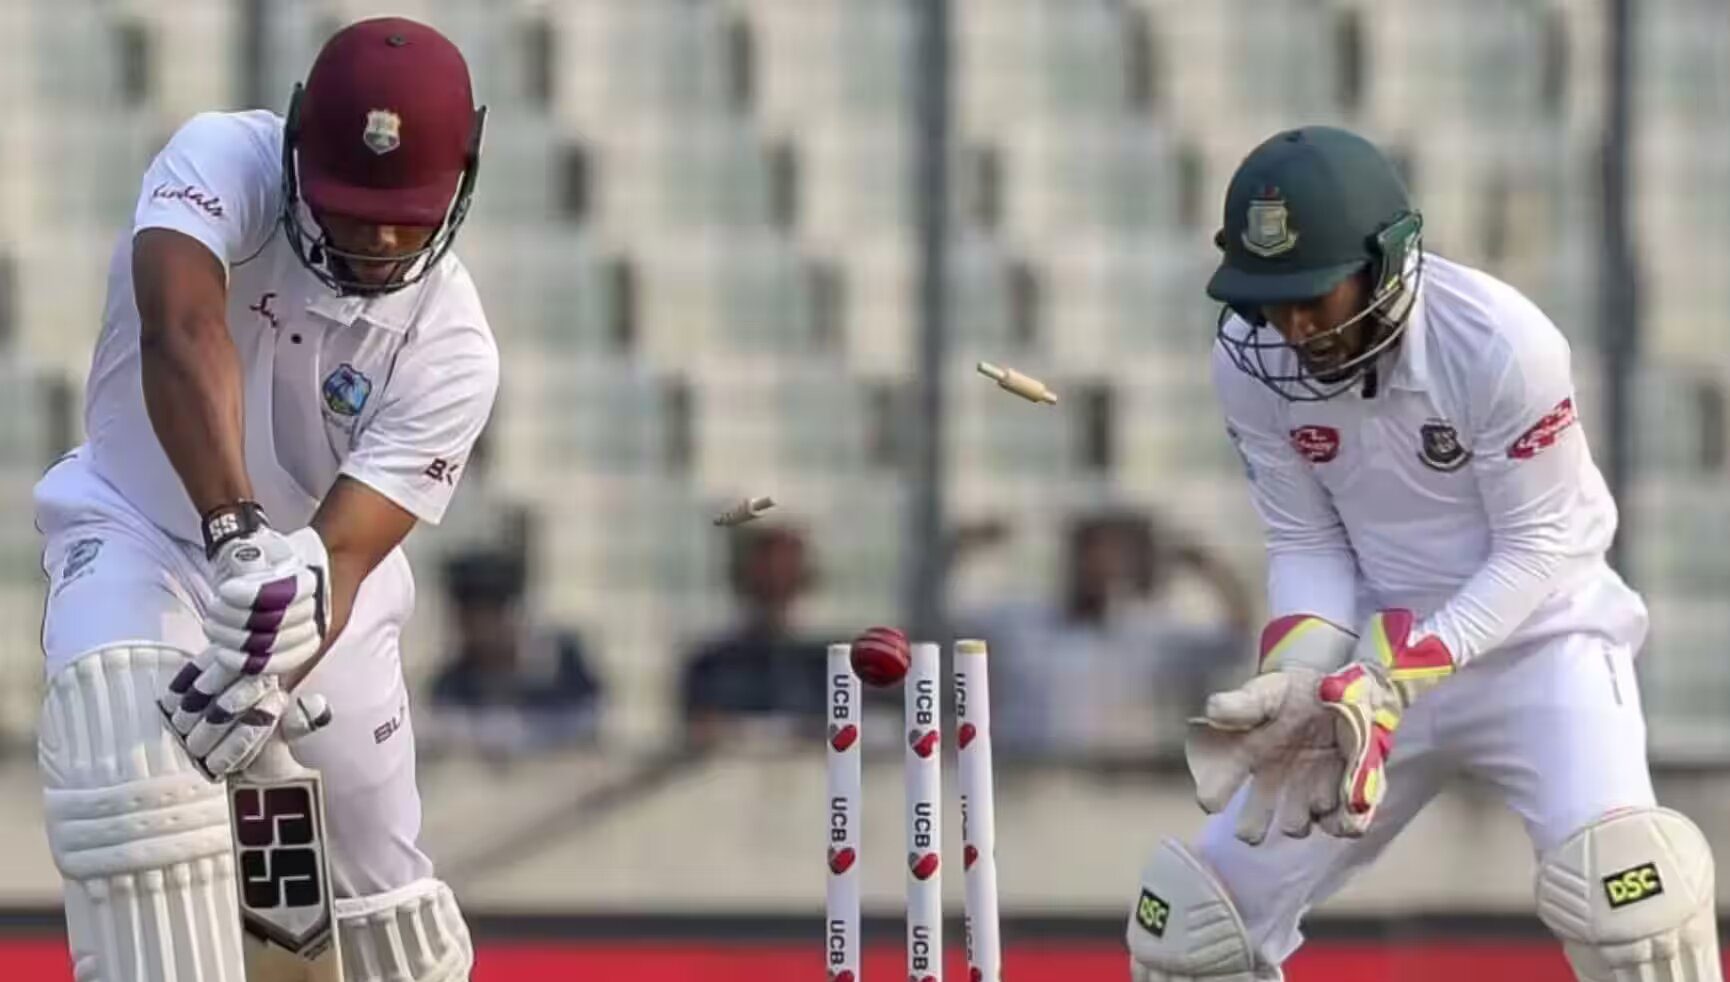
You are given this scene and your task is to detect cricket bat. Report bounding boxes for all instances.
[227,739,344,980]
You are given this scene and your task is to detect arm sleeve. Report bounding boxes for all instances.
[133,111,280,269]
[1416,316,1609,664]
[339,322,500,525]
[1211,339,1362,628]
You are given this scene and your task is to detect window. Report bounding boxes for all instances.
[559,142,591,223]
[664,378,694,472]
[769,140,800,230]
[1007,259,1041,349]
[724,16,756,114]
[522,13,556,110]
[1176,141,1205,229]
[806,259,845,350]
[866,381,902,468]
[607,256,638,352]
[1124,6,1159,113]
[0,252,14,348]
[1334,8,1365,115]
[1077,382,1116,473]
[117,19,151,107]
[1696,378,1725,472]
[963,143,1002,231]
[1539,7,1570,118]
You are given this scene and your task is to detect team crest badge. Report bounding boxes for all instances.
[363,109,401,155]
[322,363,373,417]
[1417,419,1471,472]
[1242,188,1299,258]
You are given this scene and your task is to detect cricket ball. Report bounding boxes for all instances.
[850,626,911,688]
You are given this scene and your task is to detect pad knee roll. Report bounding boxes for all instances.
[1127,839,1269,982]
[40,644,246,982]
[1536,807,1722,982]
[336,878,474,982]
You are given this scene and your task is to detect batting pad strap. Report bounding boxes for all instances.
[1126,839,1262,981]
[1536,807,1721,982]
[335,877,475,982]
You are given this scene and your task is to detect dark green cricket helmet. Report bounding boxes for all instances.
[1208,126,1424,401]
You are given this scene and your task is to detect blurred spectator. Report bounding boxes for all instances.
[678,524,830,748]
[963,509,1253,760]
[421,548,606,760]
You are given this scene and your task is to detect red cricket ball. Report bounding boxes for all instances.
[850,626,911,688]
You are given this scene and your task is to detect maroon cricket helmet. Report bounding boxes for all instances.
[282,17,487,294]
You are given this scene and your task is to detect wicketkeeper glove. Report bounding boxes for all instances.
[1186,614,1357,845]
[1316,609,1455,836]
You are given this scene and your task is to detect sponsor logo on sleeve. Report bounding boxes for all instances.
[151,182,224,219]
[1508,397,1578,460]
[422,458,461,485]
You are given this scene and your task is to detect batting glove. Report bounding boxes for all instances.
[159,646,333,780]
[203,525,330,679]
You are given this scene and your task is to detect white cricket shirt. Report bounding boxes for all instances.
[82,110,499,544]
[1214,254,1648,665]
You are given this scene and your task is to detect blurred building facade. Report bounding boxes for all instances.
[0,0,1723,754]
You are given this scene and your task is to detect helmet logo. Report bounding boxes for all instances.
[363,109,402,155]
[1242,188,1299,258]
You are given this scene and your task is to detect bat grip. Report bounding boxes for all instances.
[242,737,307,782]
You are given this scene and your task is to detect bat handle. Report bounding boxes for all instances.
[243,737,308,782]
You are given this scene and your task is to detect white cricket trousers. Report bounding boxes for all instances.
[35,450,434,898]
[1199,632,1659,969]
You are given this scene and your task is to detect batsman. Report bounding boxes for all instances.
[34,18,494,981]
[1127,126,1721,982]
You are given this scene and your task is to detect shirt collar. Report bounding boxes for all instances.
[303,274,429,334]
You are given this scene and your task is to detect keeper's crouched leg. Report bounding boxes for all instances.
[40,644,246,981]
[1126,839,1278,982]
[335,878,474,981]
[1537,807,1722,982]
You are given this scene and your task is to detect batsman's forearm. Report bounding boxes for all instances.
[140,315,254,515]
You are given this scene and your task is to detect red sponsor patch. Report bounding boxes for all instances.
[1289,424,1341,463]
[1507,397,1578,460]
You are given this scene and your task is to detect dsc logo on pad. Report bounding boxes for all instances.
[1603,862,1664,909]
